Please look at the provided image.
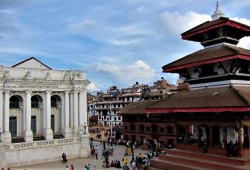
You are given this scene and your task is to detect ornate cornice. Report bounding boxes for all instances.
[2,79,90,87]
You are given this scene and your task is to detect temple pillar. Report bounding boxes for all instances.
[4,91,11,144]
[79,89,88,134]
[63,91,71,137]
[79,91,84,128]
[73,91,79,136]
[24,91,33,142]
[238,122,243,157]
[44,91,53,140]
[209,126,212,149]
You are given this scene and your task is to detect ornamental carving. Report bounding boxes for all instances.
[24,71,32,80]
[45,72,51,80]
[3,70,9,78]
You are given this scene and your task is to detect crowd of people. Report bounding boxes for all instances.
[61,137,167,169]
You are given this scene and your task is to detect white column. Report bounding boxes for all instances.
[79,90,90,157]
[3,91,11,143]
[44,91,53,140]
[60,100,64,132]
[63,91,71,137]
[82,89,88,134]
[0,90,3,135]
[24,91,33,142]
[78,91,84,127]
[70,92,73,127]
[42,101,46,133]
[73,91,79,136]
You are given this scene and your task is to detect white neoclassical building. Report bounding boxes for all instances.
[0,57,90,168]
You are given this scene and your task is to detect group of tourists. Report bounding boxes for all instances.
[120,143,151,170]
[106,160,122,168]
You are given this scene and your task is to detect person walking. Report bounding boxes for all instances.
[122,154,128,167]
[130,158,136,170]
[95,145,99,159]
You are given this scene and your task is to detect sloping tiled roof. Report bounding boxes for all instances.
[146,86,250,112]
[181,17,250,39]
[118,100,158,115]
[162,44,250,72]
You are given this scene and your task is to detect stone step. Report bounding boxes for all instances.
[150,157,209,170]
[153,154,250,170]
[166,149,250,166]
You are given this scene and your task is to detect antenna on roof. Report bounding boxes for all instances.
[212,1,225,21]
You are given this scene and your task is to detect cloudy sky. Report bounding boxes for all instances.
[0,0,250,93]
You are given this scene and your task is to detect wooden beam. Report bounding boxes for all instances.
[229,59,236,73]
[219,62,228,73]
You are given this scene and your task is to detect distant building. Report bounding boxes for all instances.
[88,78,176,130]
[0,57,90,168]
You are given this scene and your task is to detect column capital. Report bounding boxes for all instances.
[64,90,70,94]
[25,90,32,94]
[4,90,10,94]
[46,90,52,94]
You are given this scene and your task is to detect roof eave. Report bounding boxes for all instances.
[163,54,250,73]
[145,107,250,113]
[182,20,250,40]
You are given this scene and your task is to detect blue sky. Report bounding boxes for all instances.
[0,0,250,93]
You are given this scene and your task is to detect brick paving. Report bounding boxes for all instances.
[10,140,149,170]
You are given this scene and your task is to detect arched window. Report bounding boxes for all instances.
[31,95,42,109]
[10,95,22,109]
[51,95,60,108]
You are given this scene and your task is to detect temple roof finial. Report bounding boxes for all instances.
[212,1,225,21]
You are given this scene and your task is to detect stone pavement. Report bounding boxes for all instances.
[10,141,149,170]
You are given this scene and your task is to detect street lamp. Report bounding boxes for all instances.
[0,127,2,143]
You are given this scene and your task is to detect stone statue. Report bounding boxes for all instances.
[81,122,88,135]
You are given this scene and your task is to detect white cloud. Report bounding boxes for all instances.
[161,11,211,35]
[94,60,156,86]
[231,17,250,49]
[87,82,99,93]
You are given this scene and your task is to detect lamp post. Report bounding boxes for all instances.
[0,127,2,143]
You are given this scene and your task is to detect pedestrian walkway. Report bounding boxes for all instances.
[10,141,149,170]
